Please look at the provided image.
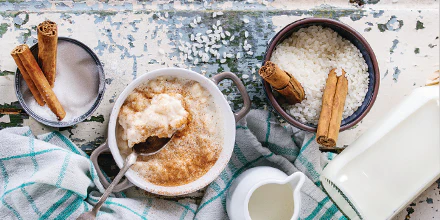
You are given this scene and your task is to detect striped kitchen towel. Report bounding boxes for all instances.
[195,110,346,220]
[0,109,345,219]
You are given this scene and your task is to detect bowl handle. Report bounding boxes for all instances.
[90,141,134,192]
[211,72,251,122]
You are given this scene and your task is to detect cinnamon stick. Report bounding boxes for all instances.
[316,68,348,147]
[425,70,439,86]
[17,44,66,120]
[259,61,305,104]
[328,70,348,143]
[37,20,58,87]
[11,46,45,106]
[316,69,338,147]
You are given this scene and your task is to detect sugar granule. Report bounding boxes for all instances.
[23,40,100,122]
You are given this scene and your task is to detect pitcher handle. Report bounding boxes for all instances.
[90,141,134,192]
[211,72,251,122]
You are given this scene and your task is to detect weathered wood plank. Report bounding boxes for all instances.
[0,1,438,218]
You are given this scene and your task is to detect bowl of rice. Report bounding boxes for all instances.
[262,18,380,132]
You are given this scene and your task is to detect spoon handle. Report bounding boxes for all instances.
[91,152,138,215]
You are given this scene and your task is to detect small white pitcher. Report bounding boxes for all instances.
[226,166,305,220]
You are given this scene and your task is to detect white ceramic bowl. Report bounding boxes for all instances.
[91,67,250,196]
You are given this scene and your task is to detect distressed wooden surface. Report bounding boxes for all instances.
[0,0,439,219]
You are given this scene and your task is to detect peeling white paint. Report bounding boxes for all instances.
[0,114,10,123]
[0,2,438,217]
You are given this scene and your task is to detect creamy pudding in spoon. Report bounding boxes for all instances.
[118,93,189,148]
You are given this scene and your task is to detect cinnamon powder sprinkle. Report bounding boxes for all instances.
[117,77,224,186]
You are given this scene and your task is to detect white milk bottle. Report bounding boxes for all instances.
[321,86,439,220]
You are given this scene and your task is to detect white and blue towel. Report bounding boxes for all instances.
[0,110,346,219]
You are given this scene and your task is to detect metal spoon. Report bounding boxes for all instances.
[77,135,174,220]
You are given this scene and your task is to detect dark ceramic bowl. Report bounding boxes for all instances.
[262,18,380,132]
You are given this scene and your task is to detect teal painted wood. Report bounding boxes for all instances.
[0,1,438,217]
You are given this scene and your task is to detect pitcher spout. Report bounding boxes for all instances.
[286,172,306,192]
[285,172,305,219]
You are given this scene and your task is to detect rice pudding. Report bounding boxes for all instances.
[117,76,224,186]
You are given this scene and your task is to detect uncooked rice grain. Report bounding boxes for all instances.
[270,26,369,125]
